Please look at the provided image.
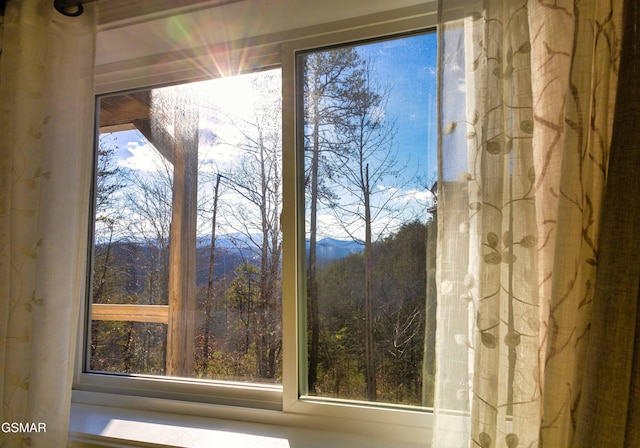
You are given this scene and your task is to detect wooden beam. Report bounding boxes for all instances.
[166,111,199,378]
[133,118,175,164]
[99,91,151,128]
[91,304,169,324]
[99,123,137,134]
[98,91,175,164]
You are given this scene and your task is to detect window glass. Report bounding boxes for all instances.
[300,32,437,406]
[90,68,283,383]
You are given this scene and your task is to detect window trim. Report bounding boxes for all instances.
[75,2,439,444]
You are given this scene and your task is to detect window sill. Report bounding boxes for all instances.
[69,402,430,448]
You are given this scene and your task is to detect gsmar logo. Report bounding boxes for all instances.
[1,422,47,433]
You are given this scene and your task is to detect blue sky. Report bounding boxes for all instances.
[357,31,438,185]
[100,32,439,241]
[308,31,438,239]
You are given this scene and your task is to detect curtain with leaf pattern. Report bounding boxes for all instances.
[433,0,622,446]
[0,1,95,446]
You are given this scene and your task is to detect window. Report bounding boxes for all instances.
[89,69,283,385]
[77,2,439,444]
[298,34,437,407]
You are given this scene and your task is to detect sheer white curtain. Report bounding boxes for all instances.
[433,0,621,446]
[0,1,95,446]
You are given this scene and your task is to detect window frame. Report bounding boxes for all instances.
[74,3,439,444]
[281,21,437,439]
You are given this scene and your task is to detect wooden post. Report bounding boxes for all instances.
[99,92,199,377]
[166,122,198,377]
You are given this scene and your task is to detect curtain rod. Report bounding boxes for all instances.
[54,0,95,17]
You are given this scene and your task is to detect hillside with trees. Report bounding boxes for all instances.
[90,218,435,404]
[312,220,434,406]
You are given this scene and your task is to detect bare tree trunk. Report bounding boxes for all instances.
[256,136,277,379]
[363,164,376,401]
[308,100,321,393]
[422,212,437,406]
[93,223,114,303]
[202,174,222,370]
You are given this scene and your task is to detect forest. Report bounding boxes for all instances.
[90,34,436,407]
[91,217,436,405]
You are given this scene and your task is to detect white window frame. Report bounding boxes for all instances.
[73,2,440,445]
[280,21,438,443]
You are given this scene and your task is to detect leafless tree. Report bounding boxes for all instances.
[303,48,365,392]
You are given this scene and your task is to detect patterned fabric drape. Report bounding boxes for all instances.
[531,0,621,445]
[433,0,621,446]
[573,0,640,445]
[0,1,95,446]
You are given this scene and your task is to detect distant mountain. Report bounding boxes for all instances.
[198,233,364,262]
[197,233,260,255]
[99,234,363,289]
[309,237,364,262]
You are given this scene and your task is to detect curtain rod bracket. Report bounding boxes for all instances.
[54,0,95,17]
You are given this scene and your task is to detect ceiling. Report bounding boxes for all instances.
[0,1,232,22]
[96,0,242,25]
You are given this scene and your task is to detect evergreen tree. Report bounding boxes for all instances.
[303,48,365,393]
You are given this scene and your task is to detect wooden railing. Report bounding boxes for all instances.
[91,304,169,324]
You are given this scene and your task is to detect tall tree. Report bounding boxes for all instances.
[123,153,174,306]
[224,71,283,379]
[226,262,261,356]
[93,135,128,303]
[303,48,365,392]
[330,61,402,401]
[201,173,223,370]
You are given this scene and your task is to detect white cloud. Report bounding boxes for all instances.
[399,188,434,203]
[118,142,169,172]
[377,185,399,193]
[315,213,361,241]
